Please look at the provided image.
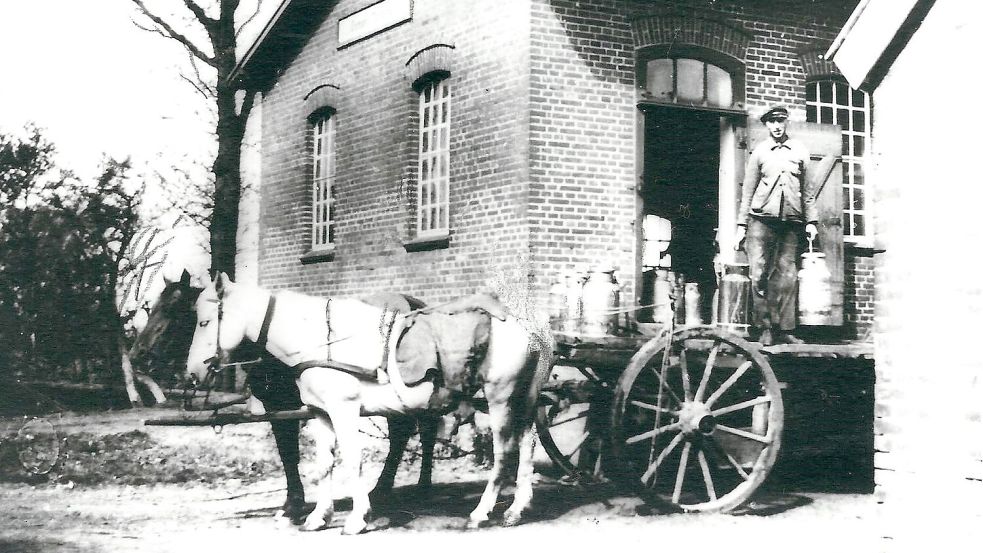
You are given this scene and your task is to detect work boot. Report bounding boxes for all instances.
[757,329,774,346]
[775,331,804,345]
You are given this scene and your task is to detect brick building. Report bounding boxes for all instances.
[235,0,874,340]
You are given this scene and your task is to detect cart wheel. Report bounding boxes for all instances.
[536,365,610,481]
[610,325,783,512]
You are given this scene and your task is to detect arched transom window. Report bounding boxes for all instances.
[643,57,738,110]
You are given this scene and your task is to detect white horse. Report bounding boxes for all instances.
[185,273,550,534]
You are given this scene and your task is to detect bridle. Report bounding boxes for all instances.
[183,292,274,411]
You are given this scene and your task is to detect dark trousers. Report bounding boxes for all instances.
[745,217,801,332]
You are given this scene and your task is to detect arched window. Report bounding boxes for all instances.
[310,110,336,249]
[416,73,451,237]
[641,56,741,111]
[806,79,871,241]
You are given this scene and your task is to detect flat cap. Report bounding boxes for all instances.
[759,106,789,122]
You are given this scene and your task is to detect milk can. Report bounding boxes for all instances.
[548,279,567,331]
[684,282,702,326]
[798,240,833,325]
[717,263,751,332]
[560,273,584,333]
[581,267,620,336]
[652,269,674,325]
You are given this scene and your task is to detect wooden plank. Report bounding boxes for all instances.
[145,409,314,427]
[761,342,873,359]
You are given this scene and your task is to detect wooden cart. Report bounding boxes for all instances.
[540,324,789,513]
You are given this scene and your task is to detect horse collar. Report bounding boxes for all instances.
[257,294,277,349]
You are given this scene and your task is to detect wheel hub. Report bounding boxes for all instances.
[678,401,715,435]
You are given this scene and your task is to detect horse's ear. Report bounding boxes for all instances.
[215,272,231,297]
[179,269,191,286]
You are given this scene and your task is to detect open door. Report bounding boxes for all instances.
[747,121,844,326]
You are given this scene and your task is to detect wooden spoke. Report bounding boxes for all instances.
[630,400,677,415]
[709,435,751,480]
[715,423,771,444]
[649,363,684,406]
[694,343,719,402]
[697,450,717,501]
[640,433,683,485]
[705,360,753,408]
[679,348,692,402]
[626,421,682,445]
[711,395,772,417]
[548,409,590,428]
[672,442,693,504]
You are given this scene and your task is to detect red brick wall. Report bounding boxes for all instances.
[258,0,532,304]
[256,0,869,335]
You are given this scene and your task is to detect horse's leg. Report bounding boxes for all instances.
[373,415,413,498]
[300,415,336,532]
[328,398,369,535]
[270,418,305,523]
[503,425,536,526]
[468,395,519,528]
[417,415,439,489]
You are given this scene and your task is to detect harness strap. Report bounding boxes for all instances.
[256,294,277,349]
[292,359,379,381]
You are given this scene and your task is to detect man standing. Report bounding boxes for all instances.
[735,106,818,345]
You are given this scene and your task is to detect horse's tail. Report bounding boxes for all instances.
[522,329,554,427]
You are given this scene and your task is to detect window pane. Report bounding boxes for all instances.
[843,164,851,184]
[853,215,865,236]
[806,82,817,102]
[806,104,817,122]
[854,163,864,184]
[821,106,833,124]
[837,108,849,128]
[835,82,848,104]
[819,82,833,103]
[842,135,850,156]
[853,110,866,132]
[676,58,704,103]
[842,212,850,233]
[706,63,732,107]
[842,188,851,210]
[853,136,865,157]
[853,187,864,210]
[646,58,673,101]
[852,88,866,107]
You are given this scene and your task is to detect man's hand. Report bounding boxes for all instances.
[805,223,818,241]
[734,225,747,250]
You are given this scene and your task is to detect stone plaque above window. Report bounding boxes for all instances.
[338,0,412,48]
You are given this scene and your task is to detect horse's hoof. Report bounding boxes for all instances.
[300,513,331,532]
[341,519,367,535]
[502,510,522,527]
[465,518,487,530]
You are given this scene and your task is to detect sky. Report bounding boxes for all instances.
[0,1,220,181]
[0,1,275,312]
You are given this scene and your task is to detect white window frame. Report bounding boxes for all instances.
[311,113,335,249]
[416,77,451,237]
[806,79,872,243]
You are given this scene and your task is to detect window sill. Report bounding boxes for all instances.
[402,231,450,252]
[845,241,884,256]
[300,245,336,264]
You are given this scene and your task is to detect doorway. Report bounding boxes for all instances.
[639,106,721,323]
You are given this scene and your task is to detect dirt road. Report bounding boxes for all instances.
[0,407,881,552]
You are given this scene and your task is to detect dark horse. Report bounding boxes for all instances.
[129,270,439,523]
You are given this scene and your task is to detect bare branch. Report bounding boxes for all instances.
[185,49,217,98]
[238,89,258,123]
[181,0,215,28]
[129,0,216,66]
[181,74,212,100]
[235,0,267,40]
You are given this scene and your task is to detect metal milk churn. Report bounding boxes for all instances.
[559,273,584,333]
[684,282,702,326]
[580,266,620,336]
[717,263,751,332]
[798,239,833,325]
[652,269,674,325]
[548,278,567,331]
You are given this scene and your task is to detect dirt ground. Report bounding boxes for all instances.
[0,407,883,553]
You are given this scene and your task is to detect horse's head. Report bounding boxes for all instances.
[129,269,202,367]
[185,272,251,386]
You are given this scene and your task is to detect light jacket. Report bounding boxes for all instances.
[738,136,818,225]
